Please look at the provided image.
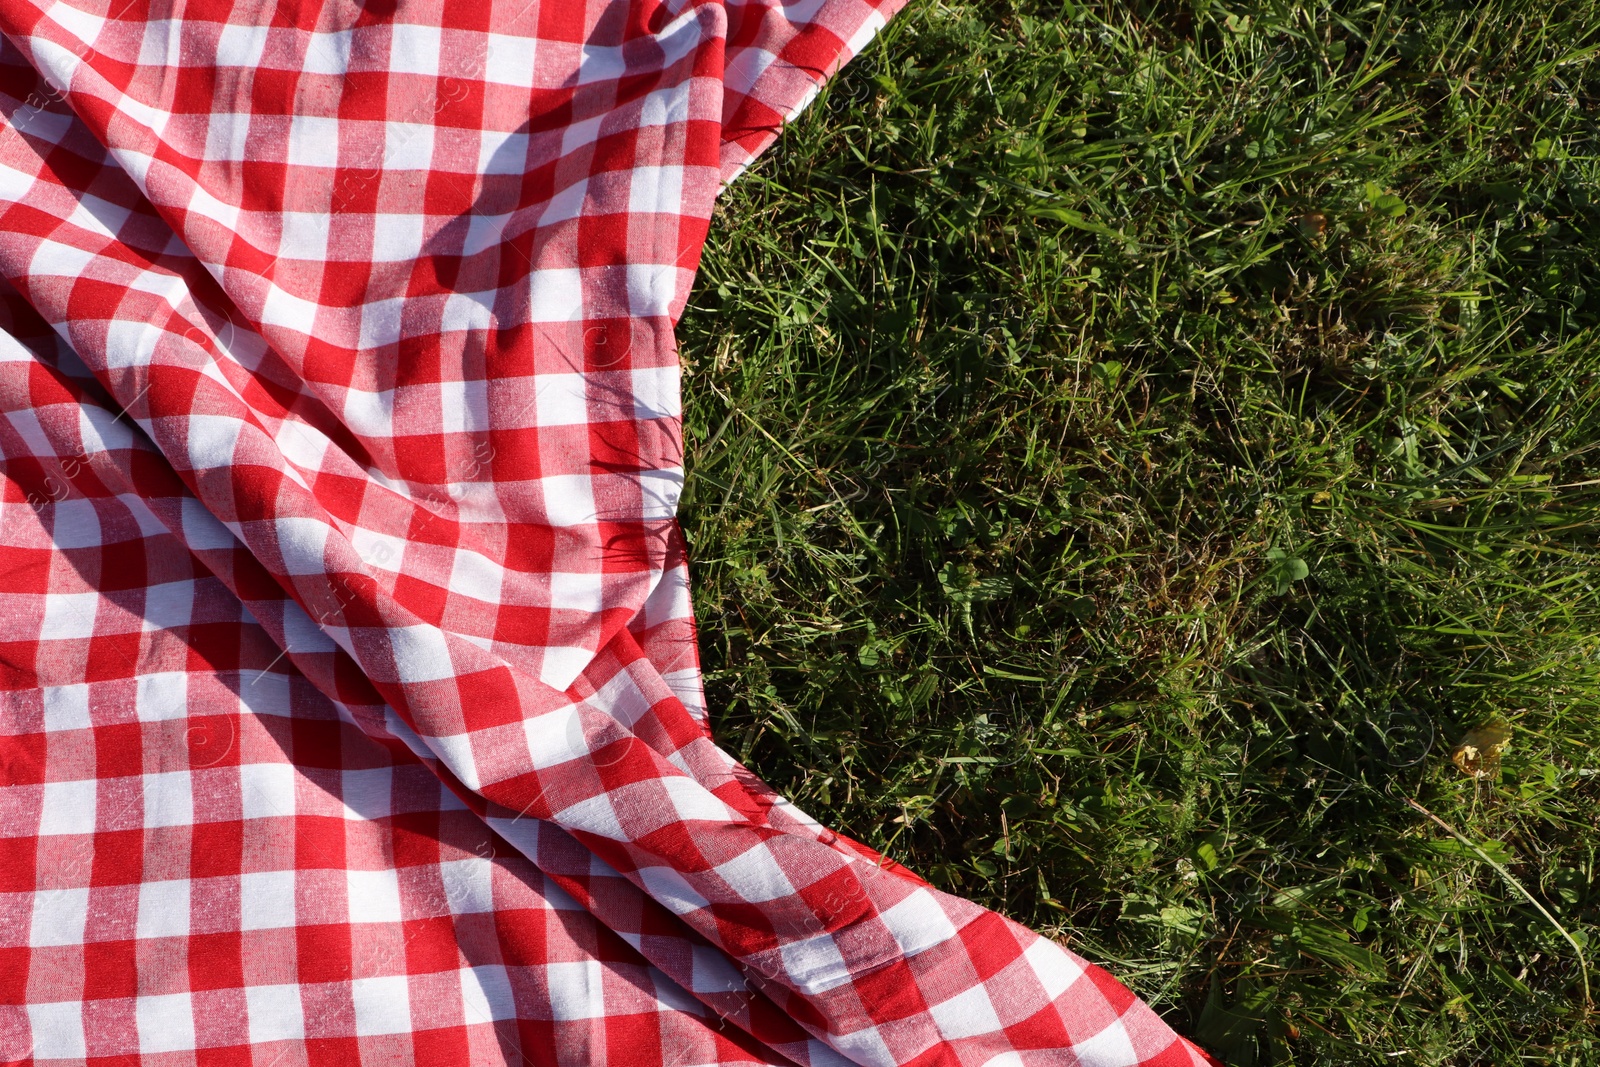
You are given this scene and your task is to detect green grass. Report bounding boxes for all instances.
[673,2,1600,1063]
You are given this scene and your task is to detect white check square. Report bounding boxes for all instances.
[26,1000,86,1059]
[546,960,604,1020]
[351,975,411,1035]
[347,868,403,924]
[143,770,193,828]
[240,870,297,931]
[39,591,97,641]
[40,685,90,732]
[286,114,341,168]
[136,879,190,939]
[246,984,305,1043]
[136,991,195,1054]
[29,886,89,947]
[38,778,96,836]
[388,23,441,75]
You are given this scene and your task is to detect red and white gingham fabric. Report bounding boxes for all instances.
[0,1,1220,1064]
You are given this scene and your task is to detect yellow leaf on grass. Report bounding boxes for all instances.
[1451,720,1512,778]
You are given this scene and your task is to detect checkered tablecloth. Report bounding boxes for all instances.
[0,1,1219,1063]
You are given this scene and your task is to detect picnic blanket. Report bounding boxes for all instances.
[0,1,1219,1063]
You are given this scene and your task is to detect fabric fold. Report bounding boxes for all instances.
[0,2,1216,1064]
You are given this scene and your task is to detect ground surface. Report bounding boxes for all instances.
[673,3,1600,1063]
